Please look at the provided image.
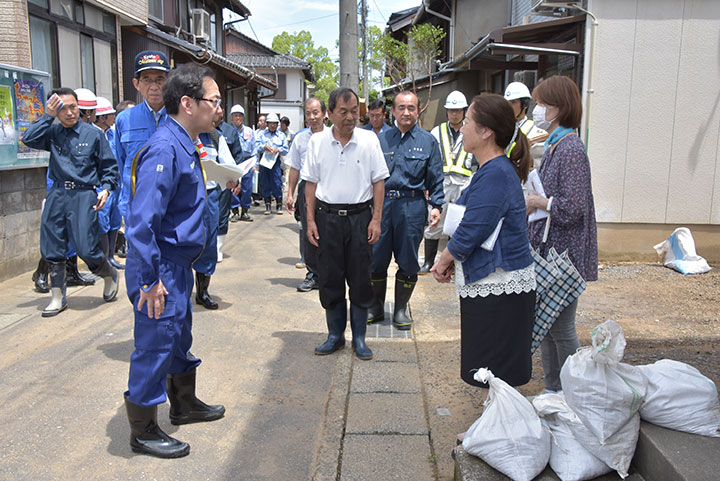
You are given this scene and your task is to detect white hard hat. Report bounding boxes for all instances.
[74,88,97,110]
[504,82,531,101]
[444,91,468,109]
[95,97,116,115]
[266,113,279,123]
[230,104,245,115]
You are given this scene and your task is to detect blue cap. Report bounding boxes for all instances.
[134,50,170,74]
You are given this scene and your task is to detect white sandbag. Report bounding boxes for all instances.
[638,359,720,437]
[653,227,711,275]
[560,320,647,443]
[533,393,612,481]
[462,368,551,481]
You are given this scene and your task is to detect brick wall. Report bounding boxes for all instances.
[0,0,31,68]
[0,168,46,282]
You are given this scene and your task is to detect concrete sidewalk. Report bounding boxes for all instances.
[0,208,440,480]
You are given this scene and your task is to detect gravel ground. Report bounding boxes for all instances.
[414,262,720,481]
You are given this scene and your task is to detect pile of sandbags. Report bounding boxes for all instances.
[461,320,720,481]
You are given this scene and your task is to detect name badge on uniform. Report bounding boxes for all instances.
[190,161,195,169]
[156,164,164,172]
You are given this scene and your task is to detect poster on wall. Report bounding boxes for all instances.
[0,85,15,145]
[14,78,45,159]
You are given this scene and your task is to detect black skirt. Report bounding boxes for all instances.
[460,290,535,388]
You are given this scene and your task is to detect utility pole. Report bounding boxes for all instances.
[361,0,368,101]
[339,0,359,92]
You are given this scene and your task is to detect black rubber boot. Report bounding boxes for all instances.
[66,255,96,286]
[367,276,387,323]
[275,197,283,215]
[314,302,347,355]
[240,207,253,222]
[419,239,439,275]
[263,198,272,215]
[230,207,240,222]
[124,392,190,458]
[42,262,67,317]
[99,233,110,258]
[195,272,218,310]
[393,275,416,330]
[107,230,125,269]
[350,303,373,360]
[166,369,226,425]
[32,258,50,293]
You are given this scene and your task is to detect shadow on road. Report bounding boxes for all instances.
[266,277,302,289]
[276,256,299,266]
[97,338,133,362]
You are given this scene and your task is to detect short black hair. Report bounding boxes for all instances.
[328,87,359,112]
[392,90,419,109]
[305,97,327,113]
[280,116,290,126]
[48,88,77,101]
[116,100,135,114]
[368,99,385,111]
[162,63,215,116]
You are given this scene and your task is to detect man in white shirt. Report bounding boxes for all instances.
[301,87,389,360]
[285,97,327,292]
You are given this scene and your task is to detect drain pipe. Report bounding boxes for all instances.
[414,0,454,60]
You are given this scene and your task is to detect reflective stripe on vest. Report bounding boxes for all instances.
[506,118,535,156]
[439,122,471,177]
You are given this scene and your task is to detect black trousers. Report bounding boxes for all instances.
[315,202,373,309]
[297,181,318,275]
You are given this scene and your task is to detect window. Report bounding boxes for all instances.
[29,15,58,90]
[28,0,48,8]
[148,0,163,21]
[50,0,73,19]
[84,3,103,31]
[210,12,216,51]
[179,0,189,32]
[269,74,287,100]
[80,33,95,90]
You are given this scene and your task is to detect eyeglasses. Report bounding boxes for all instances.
[138,77,167,86]
[196,97,222,108]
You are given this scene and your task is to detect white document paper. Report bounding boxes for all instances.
[259,150,278,169]
[201,159,245,185]
[527,170,549,223]
[443,203,504,252]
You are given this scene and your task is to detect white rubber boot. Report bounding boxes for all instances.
[103,267,118,302]
[42,287,67,317]
[217,235,225,263]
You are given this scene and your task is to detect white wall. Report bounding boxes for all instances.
[259,69,307,134]
[587,0,720,224]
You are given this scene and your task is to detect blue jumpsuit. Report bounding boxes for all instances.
[372,124,444,280]
[115,101,167,219]
[97,126,122,233]
[125,118,206,407]
[255,128,288,200]
[236,124,256,209]
[22,114,118,269]
[217,121,241,235]
[193,132,220,276]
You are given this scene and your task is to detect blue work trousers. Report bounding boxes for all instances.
[259,163,282,199]
[97,189,122,233]
[371,197,426,278]
[193,187,219,275]
[239,169,253,208]
[126,255,201,407]
[41,187,105,270]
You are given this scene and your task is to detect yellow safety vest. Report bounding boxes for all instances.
[506,118,535,156]
[439,122,471,177]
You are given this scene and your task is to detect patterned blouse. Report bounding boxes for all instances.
[528,134,598,281]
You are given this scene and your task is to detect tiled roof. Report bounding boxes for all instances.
[226,53,311,70]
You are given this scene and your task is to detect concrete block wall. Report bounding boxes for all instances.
[0,0,31,69]
[0,168,46,282]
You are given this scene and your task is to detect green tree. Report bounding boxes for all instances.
[272,30,338,105]
[378,23,446,112]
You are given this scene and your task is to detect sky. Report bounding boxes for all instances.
[226,0,421,60]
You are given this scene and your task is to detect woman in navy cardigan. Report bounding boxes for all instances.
[432,94,535,391]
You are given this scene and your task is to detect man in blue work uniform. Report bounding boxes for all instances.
[256,112,289,215]
[369,91,444,330]
[362,99,392,136]
[124,63,225,459]
[230,104,256,222]
[115,50,170,220]
[22,88,119,317]
[214,105,243,261]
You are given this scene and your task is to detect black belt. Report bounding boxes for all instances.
[57,181,96,191]
[317,200,372,216]
[385,189,423,200]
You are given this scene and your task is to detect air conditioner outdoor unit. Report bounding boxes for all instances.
[191,8,211,43]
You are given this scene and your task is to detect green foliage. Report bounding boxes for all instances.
[272,30,338,104]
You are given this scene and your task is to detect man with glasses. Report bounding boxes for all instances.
[114,50,170,220]
[124,63,225,459]
[368,91,444,330]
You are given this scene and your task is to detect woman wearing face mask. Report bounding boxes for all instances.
[526,75,598,394]
[431,94,536,397]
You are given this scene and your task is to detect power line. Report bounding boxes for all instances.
[255,13,338,31]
